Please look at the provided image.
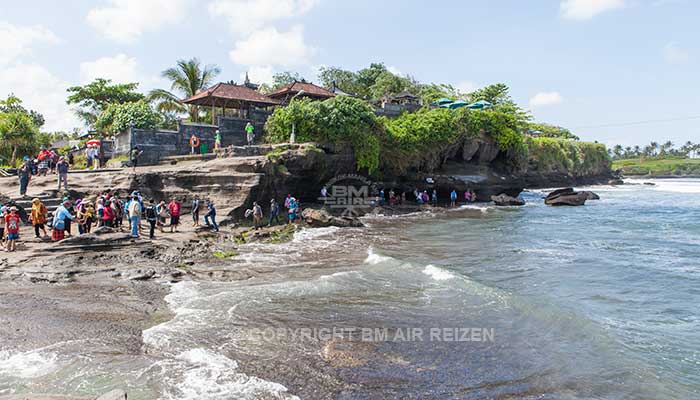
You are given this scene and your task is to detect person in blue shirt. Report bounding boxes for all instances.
[450,190,457,207]
[204,200,218,232]
[52,199,75,241]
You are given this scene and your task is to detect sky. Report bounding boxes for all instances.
[1,0,698,148]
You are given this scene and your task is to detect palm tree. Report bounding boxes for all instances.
[148,58,220,123]
[613,144,624,159]
[633,145,641,157]
[650,141,659,156]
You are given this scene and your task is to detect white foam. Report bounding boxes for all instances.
[422,265,456,281]
[159,348,298,400]
[364,248,393,265]
[0,349,59,378]
[319,270,361,280]
[458,204,492,213]
[292,226,340,242]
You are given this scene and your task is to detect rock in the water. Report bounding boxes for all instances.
[128,269,155,281]
[301,208,364,228]
[608,179,624,185]
[491,194,525,206]
[96,390,127,400]
[579,191,600,200]
[545,188,588,206]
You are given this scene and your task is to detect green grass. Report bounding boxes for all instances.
[212,251,238,259]
[613,158,700,176]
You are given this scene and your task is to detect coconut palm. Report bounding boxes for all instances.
[148,58,220,123]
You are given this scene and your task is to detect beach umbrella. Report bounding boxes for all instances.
[86,139,101,146]
[448,101,470,109]
[434,98,453,105]
[467,100,493,109]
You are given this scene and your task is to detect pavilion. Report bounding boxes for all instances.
[266,80,336,104]
[181,81,282,125]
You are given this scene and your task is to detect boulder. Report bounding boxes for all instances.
[608,179,624,185]
[301,208,364,228]
[544,188,588,206]
[491,194,525,206]
[579,191,600,200]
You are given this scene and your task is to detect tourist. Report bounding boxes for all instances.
[252,201,263,230]
[320,186,328,208]
[416,191,423,205]
[63,197,74,237]
[127,195,142,238]
[110,198,122,228]
[56,156,69,192]
[421,190,429,204]
[84,200,95,233]
[269,199,281,226]
[145,199,158,239]
[52,199,75,242]
[284,194,291,213]
[245,122,255,145]
[130,146,143,172]
[85,145,94,170]
[470,189,477,202]
[30,198,49,238]
[37,147,50,176]
[4,206,21,252]
[0,206,7,247]
[101,198,115,227]
[191,196,200,227]
[17,158,32,198]
[156,200,168,232]
[214,130,222,150]
[204,200,218,232]
[464,190,471,203]
[450,189,457,207]
[167,197,181,233]
[379,189,385,206]
[76,202,89,235]
[431,189,438,206]
[287,197,299,224]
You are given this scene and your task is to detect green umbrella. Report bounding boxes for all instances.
[448,101,469,109]
[434,98,453,105]
[467,100,493,109]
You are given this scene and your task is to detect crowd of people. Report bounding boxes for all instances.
[372,187,477,207]
[16,150,74,197]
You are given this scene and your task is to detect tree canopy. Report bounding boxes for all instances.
[67,78,144,127]
[0,95,40,165]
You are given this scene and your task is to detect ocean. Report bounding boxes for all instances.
[1,179,699,399]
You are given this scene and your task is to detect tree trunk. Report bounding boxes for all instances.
[11,145,17,166]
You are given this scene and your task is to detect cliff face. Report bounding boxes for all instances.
[248,137,612,206]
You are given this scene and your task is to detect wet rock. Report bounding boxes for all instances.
[579,190,600,200]
[96,390,127,400]
[301,208,364,228]
[128,269,155,281]
[608,178,624,185]
[491,193,525,206]
[544,188,588,206]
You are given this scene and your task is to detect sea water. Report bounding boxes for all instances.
[1,179,698,399]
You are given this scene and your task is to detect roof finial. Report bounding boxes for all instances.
[244,72,250,84]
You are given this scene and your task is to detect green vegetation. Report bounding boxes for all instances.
[267,224,297,244]
[96,100,162,133]
[609,140,699,160]
[526,137,610,176]
[0,95,41,165]
[612,158,700,176]
[66,78,144,128]
[212,250,238,259]
[527,122,579,140]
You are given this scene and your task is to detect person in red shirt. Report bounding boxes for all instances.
[167,198,181,233]
[102,202,115,228]
[4,206,21,252]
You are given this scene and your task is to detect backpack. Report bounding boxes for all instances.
[145,205,157,220]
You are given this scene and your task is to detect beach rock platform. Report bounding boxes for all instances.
[491,193,525,206]
[544,188,600,206]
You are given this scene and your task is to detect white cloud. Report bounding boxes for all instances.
[229,25,314,67]
[240,65,275,84]
[664,42,689,64]
[208,0,318,34]
[80,54,140,84]
[0,63,80,132]
[0,22,60,65]
[456,81,478,94]
[529,91,564,108]
[560,0,625,20]
[86,0,193,44]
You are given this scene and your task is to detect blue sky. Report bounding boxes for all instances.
[1,0,697,147]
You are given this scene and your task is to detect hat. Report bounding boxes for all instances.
[10,206,18,211]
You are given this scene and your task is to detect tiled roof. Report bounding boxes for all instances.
[267,81,336,99]
[182,82,281,106]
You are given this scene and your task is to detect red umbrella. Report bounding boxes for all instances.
[86,139,101,146]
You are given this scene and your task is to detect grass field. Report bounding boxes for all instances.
[613,158,700,176]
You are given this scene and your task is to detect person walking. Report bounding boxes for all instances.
[450,189,457,207]
[245,122,255,146]
[191,197,200,227]
[167,198,181,233]
[127,195,142,238]
[4,206,21,252]
[145,199,158,239]
[268,199,281,226]
[17,158,32,198]
[30,198,49,238]
[56,156,69,192]
[252,201,263,230]
[214,130,222,150]
[130,146,143,172]
[204,200,218,232]
[431,189,438,206]
[51,199,75,241]
[287,197,299,225]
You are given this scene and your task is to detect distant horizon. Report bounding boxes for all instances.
[1,0,698,147]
